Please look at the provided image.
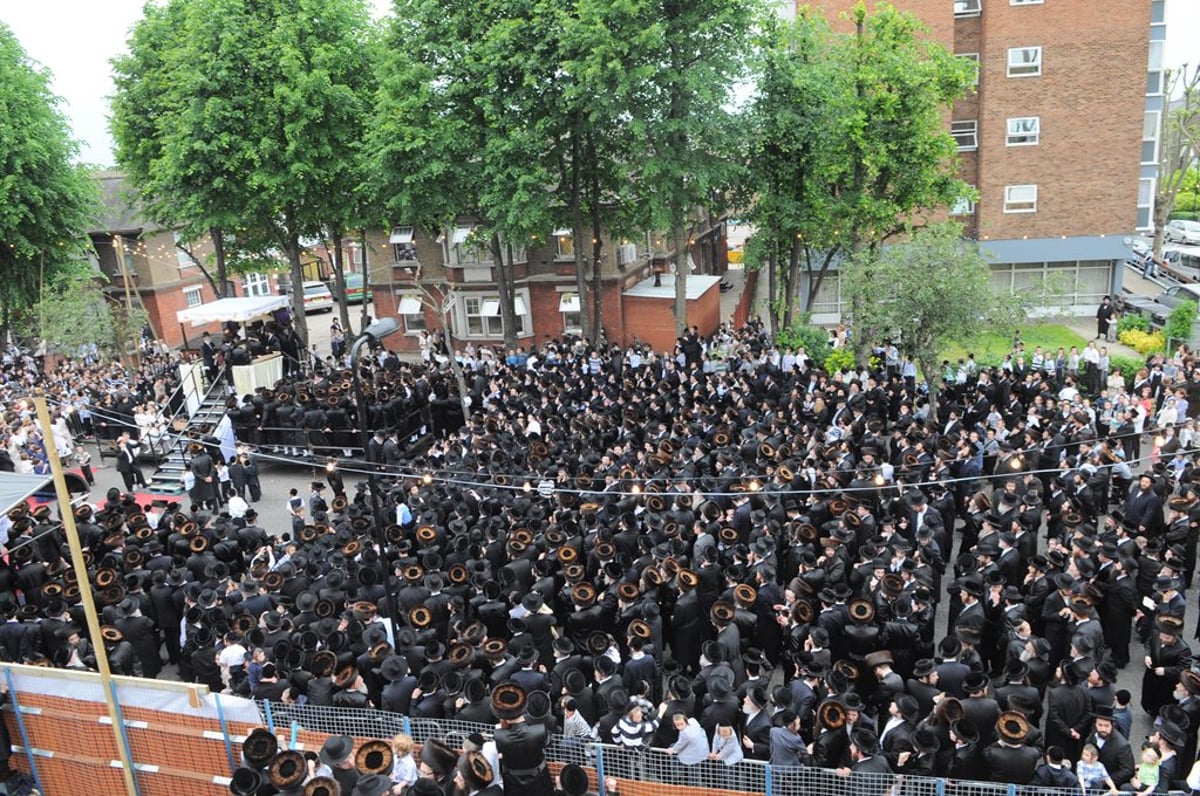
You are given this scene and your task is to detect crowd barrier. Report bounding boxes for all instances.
[0,663,1155,796]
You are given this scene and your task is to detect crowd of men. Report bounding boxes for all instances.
[4,319,1200,796]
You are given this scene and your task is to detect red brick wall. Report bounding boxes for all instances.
[141,276,236,349]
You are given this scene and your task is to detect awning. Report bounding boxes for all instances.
[397,295,423,314]
[176,295,290,326]
[389,227,414,244]
[559,293,580,313]
[552,229,571,237]
[514,297,526,315]
[0,472,55,516]
[480,298,501,317]
[452,226,473,245]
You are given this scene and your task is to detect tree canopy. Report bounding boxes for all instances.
[0,22,98,328]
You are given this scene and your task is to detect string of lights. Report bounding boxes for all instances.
[21,393,1186,500]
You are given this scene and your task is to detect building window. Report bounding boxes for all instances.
[1143,111,1160,165]
[183,285,204,308]
[1009,0,1042,4]
[460,294,529,338]
[173,232,194,269]
[1006,116,1040,146]
[1137,178,1155,231]
[242,272,271,297]
[1007,47,1042,77]
[448,225,489,266]
[951,191,976,216]
[1003,184,1038,213]
[554,230,575,260]
[951,120,978,151]
[397,294,426,332]
[616,242,638,266]
[390,227,417,262]
[954,0,982,17]
[957,53,980,86]
[560,292,582,333]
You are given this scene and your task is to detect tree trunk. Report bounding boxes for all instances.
[491,234,518,350]
[212,228,228,298]
[766,249,779,335]
[569,130,593,340]
[360,230,371,332]
[805,248,838,313]
[330,227,353,337]
[588,134,604,343]
[918,354,940,423]
[673,223,688,336]
[285,235,309,355]
[440,295,471,418]
[783,237,801,329]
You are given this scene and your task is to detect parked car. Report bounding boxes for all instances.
[300,280,335,313]
[1165,219,1200,245]
[1125,282,1200,325]
[340,273,373,304]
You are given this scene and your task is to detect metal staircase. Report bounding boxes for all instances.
[145,378,229,495]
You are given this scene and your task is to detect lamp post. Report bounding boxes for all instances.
[349,316,402,641]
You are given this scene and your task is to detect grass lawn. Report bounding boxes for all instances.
[940,323,1087,366]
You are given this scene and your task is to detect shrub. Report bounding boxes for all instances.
[776,319,832,365]
[1118,329,1166,354]
[1164,300,1198,351]
[1117,313,1149,334]
[1107,354,1145,391]
[824,348,856,373]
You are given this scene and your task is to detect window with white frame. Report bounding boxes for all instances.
[242,272,271,297]
[950,191,976,216]
[951,121,978,151]
[448,226,489,266]
[554,230,575,260]
[954,0,982,17]
[397,294,426,332]
[1010,0,1042,5]
[1006,116,1040,146]
[1137,178,1155,231]
[617,242,638,266]
[958,53,980,86]
[1143,110,1160,165]
[390,227,417,262]
[1003,184,1038,213]
[560,292,582,333]
[351,245,365,270]
[1007,47,1042,77]
[183,285,204,308]
[460,294,529,338]
[173,231,194,269]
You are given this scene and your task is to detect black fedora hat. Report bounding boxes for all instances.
[559,763,590,796]
[229,767,263,796]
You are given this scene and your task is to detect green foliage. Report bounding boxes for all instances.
[824,348,856,373]
[110,0,375,349]
[26,276,117,355]
[0,23,99,316]
[1107,355,1145,390]
[1164,299,1198,349]
[775,319,832,364]
[1118,329,1166,354]
[744,4,974,326]
[843,223,1014,419]
[1117,312,1150,334]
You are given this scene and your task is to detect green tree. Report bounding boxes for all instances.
[0,22,98,337]
[637,0,754,335]
[745,3,974,339]
[841,224,1014,422]
[1152,67,1200,255]
[111,0,375,352]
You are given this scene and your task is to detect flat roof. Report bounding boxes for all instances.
[624,274,721,301]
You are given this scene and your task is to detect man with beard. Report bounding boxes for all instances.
[1083,705,1134,787]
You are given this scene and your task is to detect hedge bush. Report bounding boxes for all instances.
[1118,329,1166,354]
[1117,313,1149,334]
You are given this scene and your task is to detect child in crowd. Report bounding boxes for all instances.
[1076,743,1118,794]
[389,732,417,795]
[1113,690,1133,739]
[1131,746,1160,796]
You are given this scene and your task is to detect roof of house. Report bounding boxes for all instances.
[89,171,162,236]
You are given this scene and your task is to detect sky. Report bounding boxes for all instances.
[2,0,1197,168]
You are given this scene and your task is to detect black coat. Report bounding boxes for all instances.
[982,743,1041,785]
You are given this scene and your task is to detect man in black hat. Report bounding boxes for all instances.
[983,712,1040,784]
[1098,554,1137,668]
[1046,664,1090,763]
[1085,705,1134,787]
[1143,615,1192,716]
[315,734,359,794]
[493,684,553,796]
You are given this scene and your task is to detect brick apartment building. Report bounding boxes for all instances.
[89,172,276,349]
[787,0,1163,321]
[366,220,729,355]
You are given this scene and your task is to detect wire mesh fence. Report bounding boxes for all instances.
[0,668,1191,796]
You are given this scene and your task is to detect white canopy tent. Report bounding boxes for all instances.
[176,295,290,327]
